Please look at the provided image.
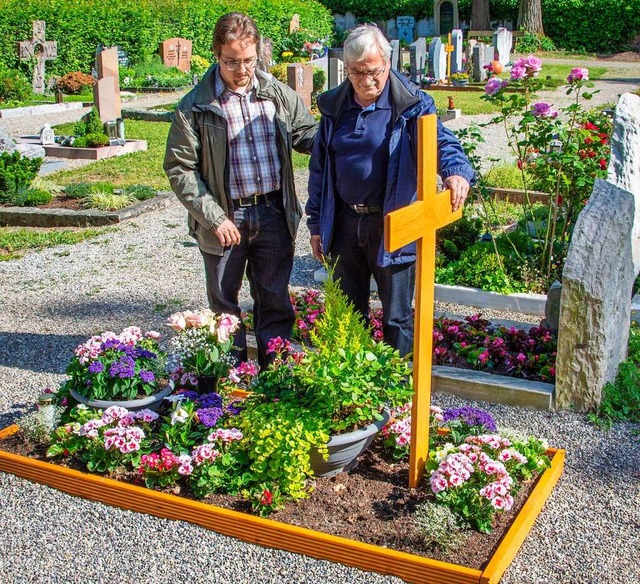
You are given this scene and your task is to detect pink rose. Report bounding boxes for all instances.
[484,77,507,95]
[531,102,558,118]
[567,67,589,83]
[185,311,209,328]
[145,330,162,340]
[167,312,186,331]
[217,314,240,343]
[510,64,526,80]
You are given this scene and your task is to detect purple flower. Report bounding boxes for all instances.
[442,407,497,432]
[521,55,542,74]
[531,102,558,118]
[176,390,199,401]
[109,355,135,378]
[226,401,243,416]
[567,67,588,84]
[197,392,223,409]
[88,361,104,374]
[196,407,224,428]
[485,77,507,95]
[510,65,526,80]
[139,370,155,383]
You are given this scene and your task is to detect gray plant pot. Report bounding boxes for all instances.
[69,382,174,412]
[310,409,391,477]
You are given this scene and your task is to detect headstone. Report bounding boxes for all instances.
[472,43,487,82]
[286,63,314,110]
[328,58,344,89]
[555,179,635,412]
[485,44,496,67]
[409,38,427,84]
[434,0,459,35]
[289,14,300,34]
[39,124,55,145]
[607,93,640,272]
[344,12,356,31]
[543,280,562,333]
[17,20,58,94]
[94,47,121,123]
[390,40,400,72]
[261,37,273,69]
[427,38,447,82]
[397,16,415,43]
[451,29,463,74]
[386,18,398,39]
[493,28,512,67]
[159,38,192,73]
[116,46,130,68]
[0,126,45,159]
[416,18,436,38]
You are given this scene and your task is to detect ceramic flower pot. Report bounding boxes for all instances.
[69,381,174,412]
[310,409,391,477]
[452,79,469,87]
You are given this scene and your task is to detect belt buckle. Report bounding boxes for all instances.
[238,194,258,208]
[354,204,367,214]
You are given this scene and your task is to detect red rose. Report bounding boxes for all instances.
[599,159,607,170]
[261,489,273,505]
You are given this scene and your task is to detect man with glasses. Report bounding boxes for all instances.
[306,24,474,357]
[164,12,317,367]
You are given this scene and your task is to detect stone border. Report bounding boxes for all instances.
[0,423,565,584]
[0,101,89,119]
[0,192,176,227]
[16,139,148,160]
[121,108,174,122]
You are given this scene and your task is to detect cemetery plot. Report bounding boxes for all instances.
[15,137,147,160]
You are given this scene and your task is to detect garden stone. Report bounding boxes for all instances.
[555,179,635,412]
[2,125,46,159]
[0,125,16,151]
[543,280,562,333]
[39,124,55,145]
[607,93,640,272]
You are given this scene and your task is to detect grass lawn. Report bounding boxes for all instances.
[0,93,93,108]
[0,226,113,261]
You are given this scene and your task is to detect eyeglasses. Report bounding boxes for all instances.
[346,66,386,80]
[220,57,257,72]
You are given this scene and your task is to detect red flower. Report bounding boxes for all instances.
[517,159,524,170]
[584,122,598,131]
[587,150,596,158]
[599,159,607,170]
[579,149,587,159]
[556,195,563,205]
[584,137,593,145]
[261,489,273,506]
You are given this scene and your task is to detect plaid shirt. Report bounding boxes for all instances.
[215,71,281,199]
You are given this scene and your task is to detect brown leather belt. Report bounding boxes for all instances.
[348,204,382,214]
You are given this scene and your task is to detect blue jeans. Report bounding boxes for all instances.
[200,195,294,368]
[329,206,415,357]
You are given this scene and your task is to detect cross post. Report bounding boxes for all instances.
[384,114,462,488]
[445,33,455,85]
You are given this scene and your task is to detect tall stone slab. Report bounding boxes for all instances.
[409,38,427,84]
[286,63,314,110]
[390,40,400,72]
[451,29,463,74]
[493,28,512,67]
[328,58,344,89]
[607,93,640,272]
[472,43,487,82]
[555,179,635,412]
[94,46,121,123]
[397,16,415,43]
[427,38,447,82]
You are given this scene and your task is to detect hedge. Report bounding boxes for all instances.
[0,0,333,78]
[322,0,640,54]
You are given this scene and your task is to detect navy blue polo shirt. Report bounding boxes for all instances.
[332,80,392,206]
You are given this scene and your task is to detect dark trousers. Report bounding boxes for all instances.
[200,195,295,368]
[329,206,415,357]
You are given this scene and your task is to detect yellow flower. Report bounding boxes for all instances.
[282,51,294,58]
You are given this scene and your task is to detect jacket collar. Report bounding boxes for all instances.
[318,69,422,123]
[191,65,278,105]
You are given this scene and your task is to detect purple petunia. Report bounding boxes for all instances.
[442,407,497,432]
[196,407,224,428]
[88,361,104,374]
[139,370,155,383]
[198,392,223,409]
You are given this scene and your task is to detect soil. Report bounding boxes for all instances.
[1,196,88,212]
[1,431,540,571]
[599,51,640,62]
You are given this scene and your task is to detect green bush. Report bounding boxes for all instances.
[74,107,104,138]
[515,30,556,53]
[84,133,111,147]
[123,184,156,200]
[11,188,53,207]
[436,215,482,263]
[0,0,333,77]
[485,163,529,190]
[63,183,93,198]
[0,68,31,104]
[0,151,42,200]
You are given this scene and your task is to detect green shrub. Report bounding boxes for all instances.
[436,215,482,263]
[11,188,53,207]
[515,30,556,53]
[0,151,42,200]
[83,192,136,211]
[269,63,287,84]
[485,164,530,190]
[123,184,156,200]
[190,54,211,76]
[63,183,93,198]
[84,132,111,147]
[0,68,31,104]
[74,107,104,138]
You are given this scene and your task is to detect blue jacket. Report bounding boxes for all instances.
[306,70,475,267]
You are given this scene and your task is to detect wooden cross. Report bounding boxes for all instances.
[17,20,57,95]
[445,33,455,85]
[384,114,462,488]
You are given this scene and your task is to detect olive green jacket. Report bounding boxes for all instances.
[163,65,317,255]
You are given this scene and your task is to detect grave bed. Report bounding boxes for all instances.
[0,423,564,584]
[0,191,176,227]
[16,138,147,160]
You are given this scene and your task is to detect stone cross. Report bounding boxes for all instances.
[384,114,462,488]
[18,20,57,94]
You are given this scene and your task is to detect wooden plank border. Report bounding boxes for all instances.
[0,425,564,584]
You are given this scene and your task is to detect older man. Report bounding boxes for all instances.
[306,24,474,357]
[164,13,317,367]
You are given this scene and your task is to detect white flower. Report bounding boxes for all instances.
[171,406,189,425]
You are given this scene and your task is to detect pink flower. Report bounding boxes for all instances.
[510,65,526,80]
[145,330,162,340]
[217,314,241,343]
[521,55,542,74]
[185,311,209,328]
[531,102,558,118]
[167,312,186,331]
[567,67,589,83]
[485,77,507,95]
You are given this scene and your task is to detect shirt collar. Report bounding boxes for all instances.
[346,78,391,111]
[214,67,258,98]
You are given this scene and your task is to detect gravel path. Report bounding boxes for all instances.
[1,59,639,583]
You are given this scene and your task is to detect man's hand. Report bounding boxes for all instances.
[444,175,471,212]
[214,219,241,247]
[310,235,324,262]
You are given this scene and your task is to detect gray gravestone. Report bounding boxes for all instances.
[390,40,400,72]
[427,37,447,82]
[555,179,635,412]
[607,93,640,272]
[344,12,356,30]
[409,38,427,84]
[416,18,436,37]
[39,124,55,145]
[397,16,415,43]
[485,44,496,67]
[472,43,487,82]
[493,28,512,67]
[328,58,344,89]
[543,280,562,333]
[0,125,45,159]
[451,29,463,74]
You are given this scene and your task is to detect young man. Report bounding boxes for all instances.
[307,24,474,357]
[164,12,317,367]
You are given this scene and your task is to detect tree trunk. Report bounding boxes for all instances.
[471,0,491,31]
[518,0,545,36]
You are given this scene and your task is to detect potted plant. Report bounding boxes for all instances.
[450,72,470,87]
[165,309,241,393]
[63,326,171,412]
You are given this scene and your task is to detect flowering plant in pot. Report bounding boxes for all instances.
[63,326,169,406]
[450,72,469,86]
[166,309,241,392]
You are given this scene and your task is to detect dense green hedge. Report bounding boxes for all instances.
[323,0,640,53]
[0,0,333,78]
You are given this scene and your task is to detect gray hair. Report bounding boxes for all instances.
[343,24,391,64]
